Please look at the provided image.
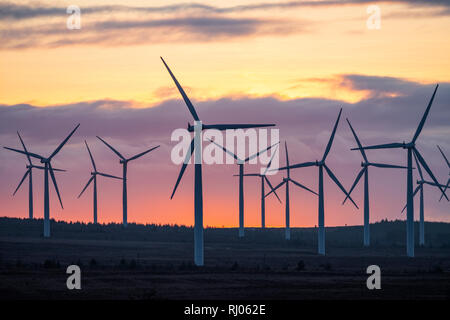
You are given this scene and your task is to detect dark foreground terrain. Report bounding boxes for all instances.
[0,217,449,300]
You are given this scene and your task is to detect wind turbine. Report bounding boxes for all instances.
[208,139,279,235]
[78,141,122,224]
[437,145,449,200]
[96,136,159,227]
[242,144,282,229]
[401,152,448,246]
[353,84,448,257]
[4,124,80,237]
[266,142,318,240]
[9,131,66,219]
[277,108,358,254]
[161,56,275,266]
[344,118,407,247]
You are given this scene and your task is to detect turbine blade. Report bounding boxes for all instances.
[263,144,280,175]
[49,124,80,160]
[437,145,449,168]
[264,176,281,203]
[412,151,424,180]
[240,173,260,177]
[439,178,449,201]
[284,141,290,178]
[245,142,279,163]
[289,178,318,196]
[414,148,449,201]
[13,169,30,196]
[160,57,200,121]
[206,124,275,131]
[277,161,316,171]
[97,172,122,180]
[324,164,359,209]
[171,138,195,199]
[322,108,342,162]
[421,181,448,188]
[32,165,66,172]
[343,168,365,205]
[265,180,285,198]
[48,162,63,209]
[85,140,97,171]
[412,84,439,143]
[127,145,160,162]
[78,176,94,198]
[4,147,43,160]
[17,131,32,166]
[207,138,240,162]
[96,136,125,160]
[346,118,368,163]
[352,142,405,151]
[369,162,408,169]
[401,185,421,213]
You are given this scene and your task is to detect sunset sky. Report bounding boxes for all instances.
[0,0,449,228]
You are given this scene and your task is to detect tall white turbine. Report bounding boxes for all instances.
[78,141,122,224]
[400,152,449,246]
[9,131,66,219]
[354,85,448,257]
[266,142,317,240]
[161,57,275,266]
[4,124,80,237]
[344,119,407,247]
[277,109,358,254]
[208,139,279,237]
[437,145,449,200]
[96,136,159,227]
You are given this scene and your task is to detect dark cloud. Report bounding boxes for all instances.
[1,1,449,20]
[0,16,299,49]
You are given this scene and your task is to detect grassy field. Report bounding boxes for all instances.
[0,217,449,300]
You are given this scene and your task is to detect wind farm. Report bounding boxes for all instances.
[266,142,318,240]
[353,85,448,257]
[4,124,80,237]
[276,108,359,254]
[208,138,279,236]
[0,60,449,301]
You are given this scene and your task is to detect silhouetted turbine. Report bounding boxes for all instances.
[437,145,449,201]
[209,139,279,235]
[242,144,282,230]
[353,85,447,257]
[344,119,407,247]
[9,131,66,219]
[161,56,275,266]
[4,124,80,237]
[400,151,449,246]
[78,141,122,224]
[266,142,317,240]
[276,108,358,254]
[97,136,159,227]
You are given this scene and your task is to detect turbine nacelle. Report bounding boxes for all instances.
[402,141,414,149]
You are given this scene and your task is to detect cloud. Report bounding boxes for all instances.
[1,1,449,20]
[1,0,448,49]
[0,16,301,49]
